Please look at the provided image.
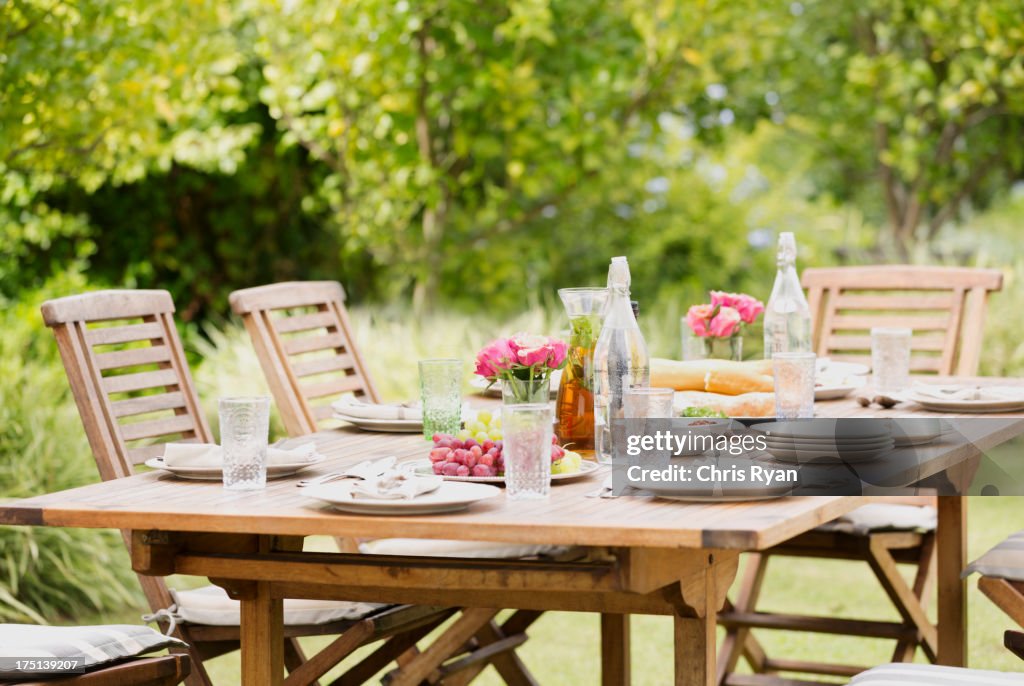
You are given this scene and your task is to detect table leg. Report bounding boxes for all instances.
[674,612,715,686]
[240,581,284,685]
[601,613,631,686]
[937,496,967,666]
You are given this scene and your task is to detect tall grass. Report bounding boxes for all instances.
[0,289,140,622]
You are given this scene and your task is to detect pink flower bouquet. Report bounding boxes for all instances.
[686,291,764,339]
[475,333,568,401]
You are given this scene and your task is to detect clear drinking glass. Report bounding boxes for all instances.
[872,327,912,394]
[623,387,676,418]
[419,358,463,440]
[219,396,271,491]
[772,352,816,420]
[502,404,553,500]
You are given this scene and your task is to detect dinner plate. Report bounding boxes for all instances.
[411,458,601,484]
[763,433,895,447]
[814,384,859,401]
[816,359,870,377]
[332,413,424,433]
[906,388,1024,413]
[643,477,792,502]
[145,454,325,481]
[751,420,891,442]
[765,441,894,463]
[303,480,501,515]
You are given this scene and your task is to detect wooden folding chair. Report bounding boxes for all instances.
[14,653,190,686]
[228,281,378,436]
[803,265,1003,375]
[229,281,545,685]
[970,530,1024,632]
[718,265,1003,685]
[39,290,479,686]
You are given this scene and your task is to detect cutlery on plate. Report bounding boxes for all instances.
[297,456,398,487]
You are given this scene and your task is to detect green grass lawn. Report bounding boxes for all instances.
[77,496,1023,684]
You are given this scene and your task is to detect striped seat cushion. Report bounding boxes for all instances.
[850,663,1024,684]
[964,530,1024,582]
[0,624,185,675]
[168,585,385,627]
[815,504,936,536]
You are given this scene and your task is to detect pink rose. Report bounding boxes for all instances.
[545,337,568,369]
[733,294,764,324]
[474,338,515,379]
[711,291,764,324]
[686,304,715,337]
[709,306,742,338]
[509,333,551,367]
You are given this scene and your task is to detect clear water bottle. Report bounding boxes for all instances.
[593,257,650,463]
[763,232,812,355]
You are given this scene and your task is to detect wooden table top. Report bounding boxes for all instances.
[1,377,1021,551]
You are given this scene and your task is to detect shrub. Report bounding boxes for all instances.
[0,283,141,622]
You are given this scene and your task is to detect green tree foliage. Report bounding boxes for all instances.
[710,0,1024,254]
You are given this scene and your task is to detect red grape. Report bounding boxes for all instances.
[441,462,461,476]
[466,453,479,468]
[432,462,445,475]
[456,465,471,476]
[429,447,449,462]
[478,454,495,467]
[471,464,495,477]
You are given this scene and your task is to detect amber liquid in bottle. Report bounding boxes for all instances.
[556,314,601,460]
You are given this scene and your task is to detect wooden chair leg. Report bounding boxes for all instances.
[331,615,452,686]
[890,533,936,663]
[441,610,542,686]
[284,637,322,686]
[717,552,769,685]
[386,609,501,686]
[1005,630,1024,662]
[866,536,938,663]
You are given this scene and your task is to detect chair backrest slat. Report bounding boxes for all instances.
[230,281,379,436]
[801,266,1002,376]
[42,290,212,475]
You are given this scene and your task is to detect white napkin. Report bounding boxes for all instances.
[345,468,442,500]
[162,442,318,468]
[331,397,422,421]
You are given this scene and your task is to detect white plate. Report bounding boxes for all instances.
[145,454,325,481]
[906,388,1024,414]
[814,384,859,401]
[643,477,792,502]
[816,359,870,376]
[765,441,894,463]
[763,434,895,447]
[303,480,501,515]
[332,413,424,433]
[412,458,601,484]
[751,420,891,442]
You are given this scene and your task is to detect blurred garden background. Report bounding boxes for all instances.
[2,0,1024,681]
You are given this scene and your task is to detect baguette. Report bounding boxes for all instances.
[651,358,775,395]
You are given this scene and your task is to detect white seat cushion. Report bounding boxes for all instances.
[360,539,572,559]
[0,623,185,674]
[168,585,385,627]
[850,663,1024,685]
[964,530,1024,581]
[815,504,936,536]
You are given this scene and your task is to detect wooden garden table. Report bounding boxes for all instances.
[1,379,1021,685]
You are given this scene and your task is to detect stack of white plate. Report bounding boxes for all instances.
[753,420,895,464]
